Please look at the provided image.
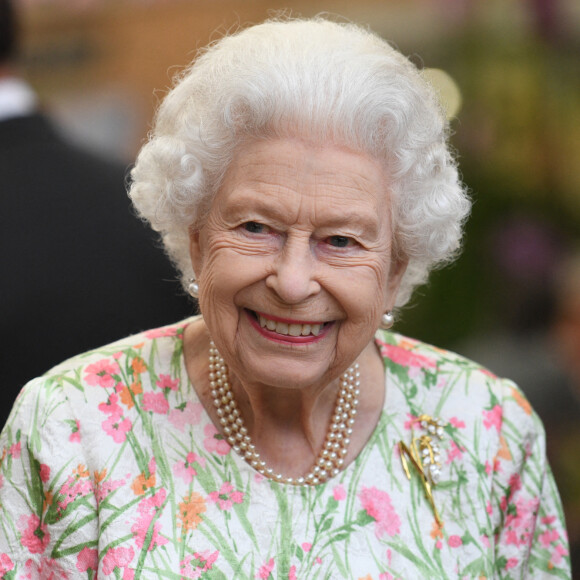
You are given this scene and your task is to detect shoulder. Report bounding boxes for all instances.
[376,329,542,441]
[376,329,491,372]
[5,318,196,430]
[377,329,519,387]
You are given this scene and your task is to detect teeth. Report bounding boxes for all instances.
[288,324,302,337]
[277,322,289,334]
[257,314,324,337]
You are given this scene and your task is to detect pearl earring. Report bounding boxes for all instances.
[380,311,394,330]
[187,278,199,298]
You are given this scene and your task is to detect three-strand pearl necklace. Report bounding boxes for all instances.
[209,340,360,486]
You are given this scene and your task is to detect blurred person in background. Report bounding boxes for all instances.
[0,15,571,578]
[0,0,191,428]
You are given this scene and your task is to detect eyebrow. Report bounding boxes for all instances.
[227,190,383,238]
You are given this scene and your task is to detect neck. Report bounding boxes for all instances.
[229,371,348,476]
[183,318,386,483]
[209,340,361,484]
[231,371,338,441]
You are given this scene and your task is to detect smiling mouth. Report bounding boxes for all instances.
[249,310,327,337]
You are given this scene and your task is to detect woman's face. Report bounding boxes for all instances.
[190,138,406,391]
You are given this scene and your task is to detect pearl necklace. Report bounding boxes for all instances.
[209,340,360,486]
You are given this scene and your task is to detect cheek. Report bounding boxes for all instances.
[333,264,390,323]
[196,246,272,309]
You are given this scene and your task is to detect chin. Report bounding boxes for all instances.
[239,355,332,391]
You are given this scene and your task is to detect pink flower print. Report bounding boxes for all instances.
[193,550,220,572]
[39,464,51,483]
[508,473,522,499]
[256,558,275,579]
[196,550,219,570]
[302,542,312,553]
[379,343,436,369]
[131,488,169,551]
[333,484,347,501]
[540,529,560,547]
[18,514,50,554]
[486,500,493,515]
[482,405,502,432]
[56,467,93,514]
[102,545,135,575]
[9,442,21,459]
[173,452,206,483]
[379,574,394,580]
[0,553,14,575]
[169,401,203,432]
[76,547,98,573]
[102,413,132,444]
[203,423,231,455]
[446,441,463,464]
[435,539,442,549]
[551,543,569,565]
[288,565,297,580]
[500,495,508,512]
[94,473,126,505]
[85,359,120,388]
[99,393,123,417]
[403,413,420,430]
[542,515,557,525]
[481,534,490,548]
[99,394,132,443]
[449,417,466,429]
[208,482,244,511]
[144,327,178,339]
[485,458,501,476]
[180,550,219,578]
[358,486,401,538]
[504,496,540,547]
[156,374,179,391]
[22,557,67,579]
[505,558,518,570]
[69,419,81,443]
[143,392,169,414]
[179,555,201,579]
[448,535,462,548]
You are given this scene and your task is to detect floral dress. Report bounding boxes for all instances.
[0,318,571,579]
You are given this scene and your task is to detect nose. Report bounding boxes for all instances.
[266,236,321,304]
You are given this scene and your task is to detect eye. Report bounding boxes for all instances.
[327,235,353,248]
[242,221,267,234]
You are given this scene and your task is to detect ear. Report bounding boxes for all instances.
[189,228,204,277]
[385,257,408,310]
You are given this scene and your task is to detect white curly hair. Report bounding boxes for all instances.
[129,16,471,308]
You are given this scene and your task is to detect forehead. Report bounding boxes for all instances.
[214,139,391,220]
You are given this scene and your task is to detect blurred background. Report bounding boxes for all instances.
[10,0,580,572]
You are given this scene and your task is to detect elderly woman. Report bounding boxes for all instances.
[0,17,570,579]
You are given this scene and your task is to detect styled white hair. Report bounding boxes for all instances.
[129,16,470,307]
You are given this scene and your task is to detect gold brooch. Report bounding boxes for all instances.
[398,414,446,526]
